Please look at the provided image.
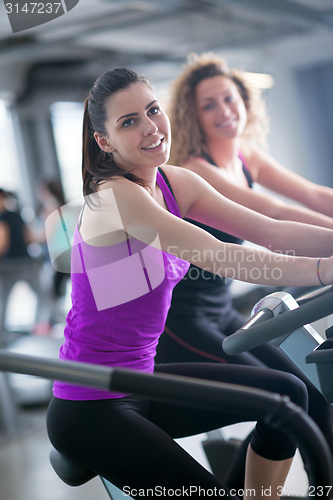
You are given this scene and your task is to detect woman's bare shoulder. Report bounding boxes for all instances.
[162,163,203,183]
[96,176,151,205]
[162,164,207,196]
[183,156,211,171]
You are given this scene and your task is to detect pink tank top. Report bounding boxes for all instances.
[53,169,190,400]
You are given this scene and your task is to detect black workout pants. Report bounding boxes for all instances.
[47,362,308,500]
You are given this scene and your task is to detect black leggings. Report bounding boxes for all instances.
[47,363,308,499]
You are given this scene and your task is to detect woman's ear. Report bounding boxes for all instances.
[94,132,116,153]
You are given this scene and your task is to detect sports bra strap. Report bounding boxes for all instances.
[158,167,176,200]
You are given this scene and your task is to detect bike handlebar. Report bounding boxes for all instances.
[223,286,333,356]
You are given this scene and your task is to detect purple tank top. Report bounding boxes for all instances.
[53,170,190,400]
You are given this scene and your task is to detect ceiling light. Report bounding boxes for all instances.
[244,72,274,89]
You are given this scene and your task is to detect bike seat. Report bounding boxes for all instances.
[49,448,97,487]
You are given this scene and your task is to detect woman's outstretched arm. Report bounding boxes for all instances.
[243,144,333,219]
[92,171,333,288]
[182,155,333,229]
[164,165,333,258]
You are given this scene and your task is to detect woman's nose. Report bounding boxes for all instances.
[218,102,231,116]
[143,118,158,136]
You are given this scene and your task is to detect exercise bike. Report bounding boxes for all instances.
[0,347,332,499]
[223,285,333,402]
[203,285,333,494]
[200,286,333,485]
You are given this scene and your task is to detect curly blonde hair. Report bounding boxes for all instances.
[167,53,269,166]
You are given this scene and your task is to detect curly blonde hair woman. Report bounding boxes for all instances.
[168,52,269,166]
[166,52,333,224]
[156,53,333,491]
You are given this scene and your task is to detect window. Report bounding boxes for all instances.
[50,101,84,202]
[0,100,21,193]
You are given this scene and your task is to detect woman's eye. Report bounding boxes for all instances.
[122,118,134,127]
[203,103,214,110]
[225,95,234,103]
[148,106,160,115]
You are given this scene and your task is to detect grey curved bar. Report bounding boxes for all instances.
[223,286,333,356]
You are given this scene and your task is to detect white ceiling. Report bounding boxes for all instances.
[0,0,333,94]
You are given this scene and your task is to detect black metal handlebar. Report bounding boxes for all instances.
[223,286,333,356]
[297,285,333,306]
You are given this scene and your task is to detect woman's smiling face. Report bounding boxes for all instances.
[195,75,247,142]
[96,82,171,173]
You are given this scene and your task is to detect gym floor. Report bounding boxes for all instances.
[0,405,106,500]
[1,281,329,500]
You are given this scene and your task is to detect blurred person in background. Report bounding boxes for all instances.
[35,178,70,300]
[155,52,333,491]
[0,188,35,340]
[0,186,64,340]
[156,52,333,367]
[0,188,30,259]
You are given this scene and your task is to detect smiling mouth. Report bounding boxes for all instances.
[216,118,237,128]
[142,138,163,150]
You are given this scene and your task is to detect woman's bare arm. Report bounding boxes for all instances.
[183,155,333,229]
[243,144,333,219]
[84,174,333,288]
[164,165,333,258]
